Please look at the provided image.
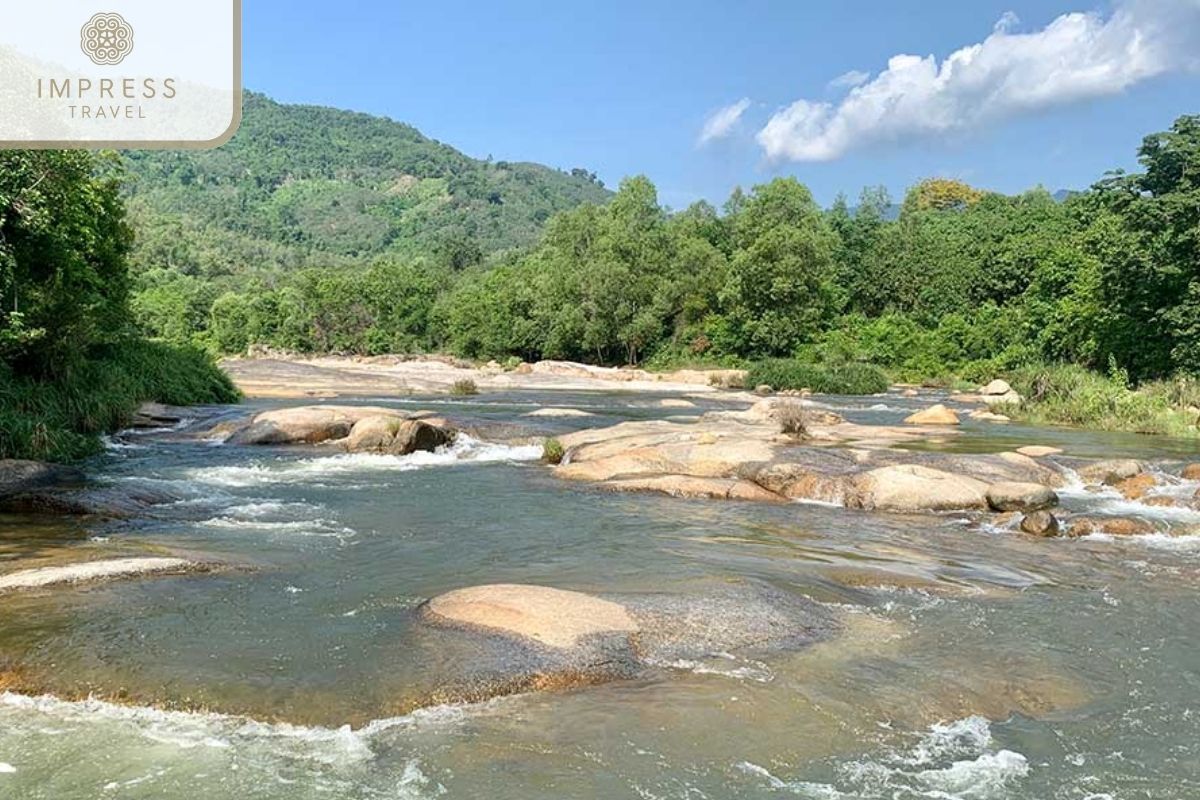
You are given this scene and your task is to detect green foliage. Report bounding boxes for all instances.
[121,92,612,280]
[1,150,133,376]
[542,437,565,465]
[1004,363,1200,437]
[744,360,888,395]
[0,339,239,462]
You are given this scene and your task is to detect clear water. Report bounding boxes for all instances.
[2,390,1200,799]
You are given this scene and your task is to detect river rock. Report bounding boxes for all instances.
[848,465,989,512]
[904,404,960,426]
[602,475,784,502]
[0,460,84,499]
[416,582,838,703]
[969,410,1011,423]
[986,482,1058,512]
[1066,516,1156,537]
[228,405,409,445]
[1113,474,1157,500]
[0,557,199,592]
[422,584,638,650]
[1016,446,1063,458]
[1019,511,1060,537]
[1077,459,1143,486]
[0,482,184,517]
[130,402,187,429]
[980,379,1013,396]
[660,398,697,408]
[522,408,595,418]
[1181,463,1200,481]
[345,416,451,455]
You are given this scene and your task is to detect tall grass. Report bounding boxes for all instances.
[0,340,240,462]
[1005,364,1200,437]
[744,360,889,395]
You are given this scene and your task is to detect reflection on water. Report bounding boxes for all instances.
[1,389,1199,798]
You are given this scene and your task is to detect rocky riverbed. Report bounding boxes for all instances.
[1,363,1199,799]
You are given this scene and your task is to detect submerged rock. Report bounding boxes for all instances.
[986,482,1058,512]
[904,404,960,426]
[0,482,184,518]
[1066,516,1156,537]
[1112,474,1157,500]
[0,460,84,499]
[1016,446,1063,458]
[416,581,837,703]
[1077,458,1143,486]
[0,557,202,592]
[659,398,697,408]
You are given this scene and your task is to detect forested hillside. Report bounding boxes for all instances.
[122,92,612,277]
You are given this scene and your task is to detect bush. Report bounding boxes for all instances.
[744,360,888,395]
[776,402,809,438]
[0,339,240,462]
[449,378,479,396]
[542,437,565,464]
[1005,363,1200,436]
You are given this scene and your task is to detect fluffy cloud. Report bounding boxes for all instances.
[697,98,751,146]
[759,0,1200,162]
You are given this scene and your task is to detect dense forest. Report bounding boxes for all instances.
[133,112,1200,390]
[0,151,238,461]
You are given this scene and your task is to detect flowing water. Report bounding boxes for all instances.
[2,390,1200,799]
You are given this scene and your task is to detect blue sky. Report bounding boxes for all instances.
[243,0,1199,209]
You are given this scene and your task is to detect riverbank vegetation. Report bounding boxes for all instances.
[0,151,238,462]
[125,113,1200,432]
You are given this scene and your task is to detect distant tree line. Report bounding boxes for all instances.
[131,115,1200,385]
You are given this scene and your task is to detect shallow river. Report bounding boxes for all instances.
[2,390,1199,799]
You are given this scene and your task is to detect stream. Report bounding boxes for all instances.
[1,389,1199,799]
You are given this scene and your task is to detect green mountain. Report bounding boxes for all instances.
[122,92,611,277]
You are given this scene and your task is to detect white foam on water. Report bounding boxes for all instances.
[0,762,14,773]
[1081,532,1200,552]
[654,653,774,683]
[188,435,541,488]
[737,716,1030,799]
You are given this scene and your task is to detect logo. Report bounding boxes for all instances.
[80,12,134,66]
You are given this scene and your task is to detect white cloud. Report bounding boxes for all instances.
[758,0,1200,162]
[828,70,870,90]
[697,98,751,146]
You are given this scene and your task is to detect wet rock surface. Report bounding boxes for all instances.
[415,581,839,704]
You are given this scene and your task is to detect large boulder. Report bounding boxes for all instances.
[344,416,452,455]
[986,482,1058,512]
[227,405,408,446]
[848,465,989,512]
[416,582,838,703]
[1077,459,1143,486]
[0,482,183,517]
[0,460,84,499]
[904,404,960,426]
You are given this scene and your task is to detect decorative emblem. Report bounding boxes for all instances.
[80,12,134,66]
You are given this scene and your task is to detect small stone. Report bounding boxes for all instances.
[754,384,774,396]
[1019,511,1060,537]
[1181,463,1200,481]
[904,404,960,426]
[980,379,1014,396]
